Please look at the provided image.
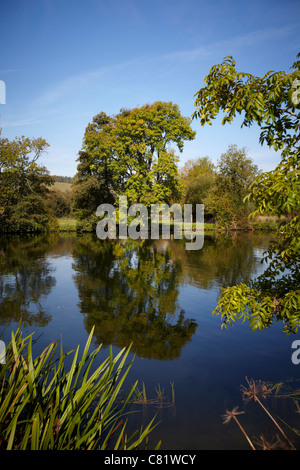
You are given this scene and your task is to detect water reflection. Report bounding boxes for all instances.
[0,231,293,450]
[72,236,197,359]
[0,234,57,326]
[163,232,274,289]
[0,232,274,360]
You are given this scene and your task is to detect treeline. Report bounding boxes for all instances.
[0,111,263,233]
[0,132,75,231]
[46,184,73,219]
[180,145,260,228]
[0,133,58,232]
[52,175,74,183]
[71,102,260,232]
[46,175,74,219]
[1,50,299,236]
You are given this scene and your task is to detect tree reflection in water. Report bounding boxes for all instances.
[72,236,197,360]
[165,231,274,290]
[0,234,57,327]
[0,232,274,361]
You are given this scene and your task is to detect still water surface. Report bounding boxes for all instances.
[0,232,299,449]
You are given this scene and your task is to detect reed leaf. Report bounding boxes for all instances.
[6,418,17,450]
[0,323,158,450]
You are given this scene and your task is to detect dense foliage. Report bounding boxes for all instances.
[180,145,259,227]
[180,156,216,218]
[193,54,300,334]
[72,101,195,231]
[0,133,57,232]
[46,187,73,218]
[52,175,74,183]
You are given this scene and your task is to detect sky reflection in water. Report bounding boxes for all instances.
[0,232,299,449]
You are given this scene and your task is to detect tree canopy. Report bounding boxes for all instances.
[180,156,216,209]
[193,54,300,334]
[180,146,259,227]
[0,132,57,232]
[72,101,195,230]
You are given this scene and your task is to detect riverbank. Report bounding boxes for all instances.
[57,217,280,233]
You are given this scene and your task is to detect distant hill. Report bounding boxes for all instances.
[52,175,74,183]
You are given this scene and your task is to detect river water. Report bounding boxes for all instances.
[0,232,299,449]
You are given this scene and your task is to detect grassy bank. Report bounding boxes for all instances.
[57,218,77,231]
[56,218,279,233]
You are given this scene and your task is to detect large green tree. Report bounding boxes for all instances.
[73,102,196,230]
[0,132,56,232]
[193,54,300,334]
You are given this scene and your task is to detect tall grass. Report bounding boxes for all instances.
[0,324,160,450]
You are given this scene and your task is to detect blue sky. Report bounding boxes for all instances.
[0,0,299,176]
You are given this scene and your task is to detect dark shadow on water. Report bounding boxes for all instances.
[71,235,197,360]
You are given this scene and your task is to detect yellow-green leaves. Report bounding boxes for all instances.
[194,54,300,334]
[74,101,195,221]
[193,54,300,155]
[0,133,56,233]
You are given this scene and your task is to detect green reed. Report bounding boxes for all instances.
[0,324,160,450]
